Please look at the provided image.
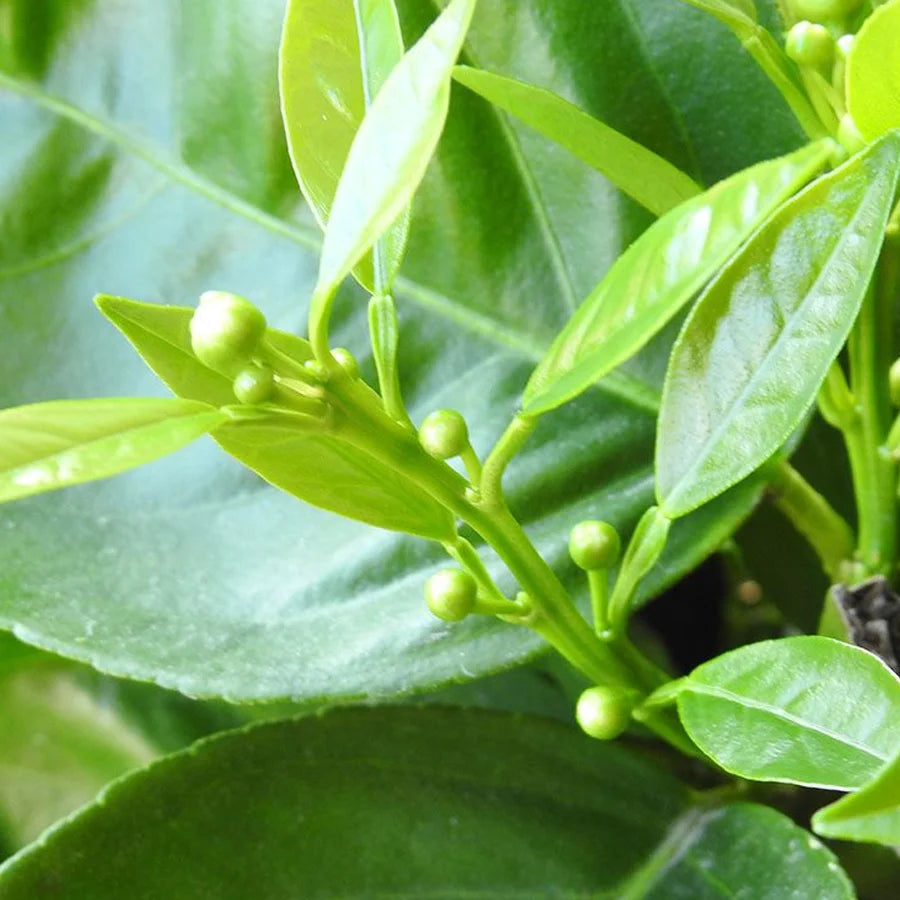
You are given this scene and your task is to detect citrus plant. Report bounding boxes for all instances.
[2,0,900,895]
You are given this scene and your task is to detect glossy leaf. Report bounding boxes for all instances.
[0,398,226,504]
[677,636,900,789]
[279,0,407,291]
[524,140,830,416]
[813,743,900,846]
[657,133,900,517]
[452,66,701,217]
[0,709,853,898]
[311,0,475,313]
[96,296,456,541]
[846,0,900,141]
[0,0,804,702]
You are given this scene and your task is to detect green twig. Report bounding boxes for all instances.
[480,414,537,508]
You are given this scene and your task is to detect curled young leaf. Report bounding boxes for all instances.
[676,636,900,789]
[452,66,701,217]
[523,140,831,417]
[656,132,900,518]
[0,398,226,504]
[279,0,407,292]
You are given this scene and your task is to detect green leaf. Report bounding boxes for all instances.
[0,709,853,898]
[310,0,476,320]
[676,636,900,789]
[452,66,702,217]
[0,0,805,702]
[279,0,408,292]
[0,398,226,504]
[95,296,456,541]
[523,140,830,417]
[677,0,757,29]
[813,743,900,846]
[0,665,155,850]
[657,133,900,518]
[846,0,900,141]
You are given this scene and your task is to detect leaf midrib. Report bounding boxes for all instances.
[0,71,662,412]
[683,681,889,768]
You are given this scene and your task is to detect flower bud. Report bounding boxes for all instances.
[890,359,900,408]
[331,347,359,379]
[425,569,478,622]
[575,686,634,741]
[419,409,469,460]
[233,364,274,405]
[190,291,266,375]
[569,520,621,571]
[785,21,834,67]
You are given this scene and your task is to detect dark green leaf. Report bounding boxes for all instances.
[657,133,900,517]
[279,0,407,291]
[813,742,900,846]
[524,140,830,417]
[0,0,803,702]
[846,0,900,141]
[0,398,225,504]
[0,709,853,898]
[95,296,456,540]
[452,65,701,217]
[677,636,900,789]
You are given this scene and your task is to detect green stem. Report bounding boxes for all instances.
[480,414,536,508]
[368,294,413,428]
[588,570,610,635]
[846,279,897,576]
[767,460,855,581]
[459,444,483,487]
[444,536,511,608]
[325,372,665,694]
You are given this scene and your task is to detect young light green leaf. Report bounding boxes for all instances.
[0,709,853,898]
[523,140,831,417]
[309,0,477,348]
[656,133,900,518]
[846,0,900,141]
[214,415,456,541]
[279,0,407,292]
[813,742,900,846]
[676,636,900,789]
[452,66,701,217]
[96,296,456,541]
[676,0,757,29]
[0,398,226,504]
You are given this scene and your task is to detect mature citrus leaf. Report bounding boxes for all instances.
[0,709,853,898]
[0,0,803,701]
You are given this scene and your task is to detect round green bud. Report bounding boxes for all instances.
[569,520,621,571]
[785,21,834,67]
[233,364,274,405]
[837,113,866,155]
[575,686,634,741]
[419,409,469,460]
[190,291,266,374]
[331,347,359,379]
[836,33,854,61]
[424,569,478,622]
[790,0,862,23]
[889,359,900,407]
